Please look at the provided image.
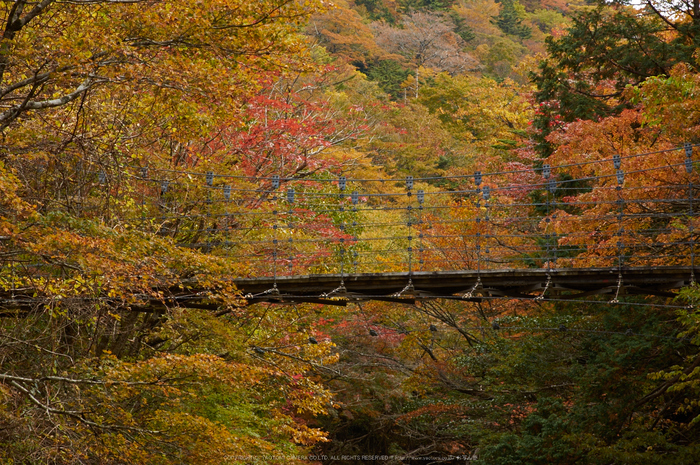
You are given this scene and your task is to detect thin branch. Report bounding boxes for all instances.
[645,0,680,31]
[0,372,185,387]
[9,380,161,434]
[211,1,295,30]
[635,351,700,408]
[0,78,101,131]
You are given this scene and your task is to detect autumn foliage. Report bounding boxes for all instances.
[3,0,700,463]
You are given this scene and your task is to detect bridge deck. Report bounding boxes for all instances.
[233,266,697,306]
[1,266,694,314]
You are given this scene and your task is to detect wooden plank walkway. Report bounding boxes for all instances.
[233,266,697,305]
[1,266,694,314]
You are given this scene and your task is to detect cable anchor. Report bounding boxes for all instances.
[463,277,483,299]
[393,279,415,297]
[535,274,552,301]
[322,282,348,298]
[609,273,623,304]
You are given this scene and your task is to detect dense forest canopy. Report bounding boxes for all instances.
[2,0,700,463]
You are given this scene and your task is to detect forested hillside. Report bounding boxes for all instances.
[2,0,700,463]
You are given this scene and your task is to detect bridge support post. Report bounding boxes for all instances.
[611,155,625,303]
[686,143,696,285]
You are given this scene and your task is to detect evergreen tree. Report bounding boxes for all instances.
[398,0,457,12]
[354,0,396,23]
[530,4,698,156]
[451,11,477,42]
[363,59,414,99]
[491,0,532,39]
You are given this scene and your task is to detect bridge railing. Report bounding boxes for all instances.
[7,144,699,281]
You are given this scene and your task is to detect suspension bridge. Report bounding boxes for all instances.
[2,144,700,311]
